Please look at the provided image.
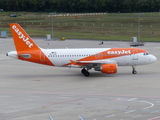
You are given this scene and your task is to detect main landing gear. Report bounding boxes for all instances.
[81,66,137,76]
[81,68,90,77]
[132,66,137,74]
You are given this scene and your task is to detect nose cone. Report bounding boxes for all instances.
[153,55,157,62]
[150,55,157,63]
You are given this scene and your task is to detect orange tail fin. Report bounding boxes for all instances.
[9,23,54,66]
[10,23,39,52]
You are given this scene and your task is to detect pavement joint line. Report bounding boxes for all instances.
[150,110,159,113]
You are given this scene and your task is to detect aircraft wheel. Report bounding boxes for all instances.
[84,71,90,77]
[81,68,86,74]
[81,68,90,77]
[132,70,137,74]
[132,66,137,74]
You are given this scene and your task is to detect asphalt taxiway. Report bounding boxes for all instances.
[0,38,160,120]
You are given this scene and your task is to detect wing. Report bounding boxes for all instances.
[69,59,117,67]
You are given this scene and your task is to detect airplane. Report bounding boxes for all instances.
[6,23,157,77]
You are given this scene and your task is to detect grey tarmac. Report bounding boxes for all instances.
[0,38,160,120]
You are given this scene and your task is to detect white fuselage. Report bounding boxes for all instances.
[41,48,156,67]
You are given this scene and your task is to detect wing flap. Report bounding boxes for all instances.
[72,59,117,64]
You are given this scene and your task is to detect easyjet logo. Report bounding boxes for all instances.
[12,25,33,48]
[107,50,131,55]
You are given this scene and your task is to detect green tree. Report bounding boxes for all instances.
[1,0,160,13]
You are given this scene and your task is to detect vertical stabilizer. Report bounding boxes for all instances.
[9,23,54,66]
[10,23,39,52]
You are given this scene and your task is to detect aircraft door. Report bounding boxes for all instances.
[133,50,138,60]
[40,51,45,61]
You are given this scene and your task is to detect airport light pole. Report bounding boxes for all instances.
[50,13,54,40]
[137,14,141,42]
[52,14,53,40]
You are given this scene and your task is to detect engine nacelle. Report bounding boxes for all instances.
[101,64,118,74]
[94,64,118,74]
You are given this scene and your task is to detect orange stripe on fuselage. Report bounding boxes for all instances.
[63,48,147,66]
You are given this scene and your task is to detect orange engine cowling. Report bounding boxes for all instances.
[101,64,118,74]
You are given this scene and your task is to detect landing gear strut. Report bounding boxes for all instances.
[81,68,90,77]
[132,66,137,74]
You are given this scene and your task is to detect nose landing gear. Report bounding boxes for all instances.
[132,66,137,74]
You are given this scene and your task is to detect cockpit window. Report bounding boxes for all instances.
[143,52,149,55]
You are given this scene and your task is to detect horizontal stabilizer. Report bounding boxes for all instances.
[18,54,31,58]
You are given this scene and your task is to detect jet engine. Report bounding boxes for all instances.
[94,64,118,74]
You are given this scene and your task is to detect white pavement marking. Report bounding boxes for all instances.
[132,115,142,118]
[28,96,40,98]
[57,96,71,99]
[125,110,136,114]
[0,96,13,97]
[60,95,75,97]
[105,114,115,118]
[84,98,100,100]
[127,98,137,101]
[141,101,154,109]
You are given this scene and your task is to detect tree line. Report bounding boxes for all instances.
[0,0,160,13]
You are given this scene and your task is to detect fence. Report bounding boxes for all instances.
[0,12,160,41]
